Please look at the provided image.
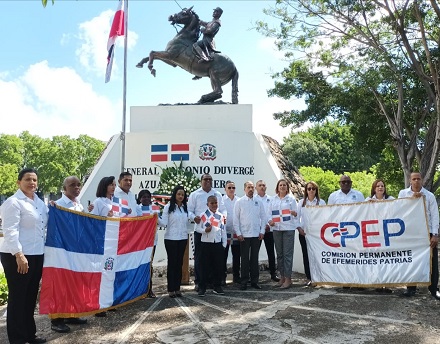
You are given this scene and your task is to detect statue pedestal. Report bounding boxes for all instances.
[80,104,305,275]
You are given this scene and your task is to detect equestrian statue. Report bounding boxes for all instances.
[136,6,239,104]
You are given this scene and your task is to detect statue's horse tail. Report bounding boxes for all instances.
[231,68,239,104]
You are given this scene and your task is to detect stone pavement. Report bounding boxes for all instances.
[1,269,440,344]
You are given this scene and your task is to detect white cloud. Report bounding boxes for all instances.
[1,61,119,141]
[257,37,285,60]
[75,10,138,79]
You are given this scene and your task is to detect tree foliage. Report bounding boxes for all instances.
[298,166,377,201]
[258,0,440,191]
[0,132,105,197]
[283,120,379,173]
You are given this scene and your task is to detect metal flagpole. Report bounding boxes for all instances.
[120,0,128,173]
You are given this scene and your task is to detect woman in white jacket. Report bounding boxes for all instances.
[268,179,299,289]
[297,181,326,287]
[159,185,189,298]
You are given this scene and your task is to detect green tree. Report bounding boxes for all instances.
[298,166,339,201]
[258,0,440,191]
[284,121,378,173]
[74,135,106,181]
[0,164,19,197]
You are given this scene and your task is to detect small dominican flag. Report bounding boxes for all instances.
[272,209,292,223]
[105,0,126,83]
[112,196,130,215]
[141,205,160,216]
[150,144,190,162]
[40,205,157,317]
[201,210,223,228]
[281,208,291,222]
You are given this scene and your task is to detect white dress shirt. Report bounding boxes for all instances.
[255,194,272,230]
[267,194,299,231]
[398,187,439,235]
[233,195,265,238]
[328,189,365,204]
[91,197,115,217]
[195,209,227,247]
[114,186,137,217]
[297,197,326,230]
[187,187,226,230]
[365,195,395,201]
[0,189,48,255]
[55,194,84,212]
[160,203,189,241]
[222,194,238,235]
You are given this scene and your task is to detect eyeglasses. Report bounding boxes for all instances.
[227,186,236,189]
[340,181,352,184]
[202,178,212,181]
[307,187,316,191]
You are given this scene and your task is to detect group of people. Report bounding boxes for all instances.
[1,168,439,343]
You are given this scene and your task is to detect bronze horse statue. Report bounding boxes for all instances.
[136,7,239,104]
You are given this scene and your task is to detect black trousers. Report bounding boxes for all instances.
[165,239,188,292]
[299,233,311,280]
[263,231,276,276]
[240,237,261,285]
[199,242,224,290]
[1,253,44,344]
[223,242,241,280]
[407,234,439,292]
[193,231,202,284]
[149,246,156,292]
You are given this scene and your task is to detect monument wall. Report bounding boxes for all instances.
[79,104,305,273]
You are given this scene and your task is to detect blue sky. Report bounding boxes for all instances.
[0,0,303,142]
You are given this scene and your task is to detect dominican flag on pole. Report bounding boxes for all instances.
[105,0,126,83]
[39,205,157,317]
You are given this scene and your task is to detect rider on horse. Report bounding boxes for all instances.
[193,7,223,63]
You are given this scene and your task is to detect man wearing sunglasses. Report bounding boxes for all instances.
[222,181,240,284]
[328,175,365,205]
[188,174,226,291]
[255,180,280,282]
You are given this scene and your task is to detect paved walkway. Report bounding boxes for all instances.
[1,270,440,344]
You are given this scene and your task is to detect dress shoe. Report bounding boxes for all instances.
[402,289,416,297]
[147,290,157,298]
[95,311,107,317]
[169,291,176,298]
[271,275,280,282]
[198,289,206,297]
[213,286,225,295]
[278,277,285,287]
[280,280,291,289]
[306,280,313,287]
[65,317,87,325]
[240,284,247,290]
[431,290,440,300]
[51,322,70,333]
[251,283,262,290]
[194,284,199,292]
[175,291,183,297]
[28,337,47,343]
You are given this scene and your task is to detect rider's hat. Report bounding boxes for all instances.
[213,7,223,15]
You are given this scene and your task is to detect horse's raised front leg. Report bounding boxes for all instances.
[145,50,179,78]
[198,70,223,103]
[135,57,149,68]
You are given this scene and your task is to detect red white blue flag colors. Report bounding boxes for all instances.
[105,0,126,83]
[141,205,160,216]
[271,209,291,223]
[200,210,223,228]
[112,196,130,215]
[39,205,157,317]
[150,143,190,162]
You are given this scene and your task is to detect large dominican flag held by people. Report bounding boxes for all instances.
[39,205,157,317]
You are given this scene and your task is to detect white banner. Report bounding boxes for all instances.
[304,197,431,287]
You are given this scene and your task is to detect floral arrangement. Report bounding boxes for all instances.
[155,161,199,196]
